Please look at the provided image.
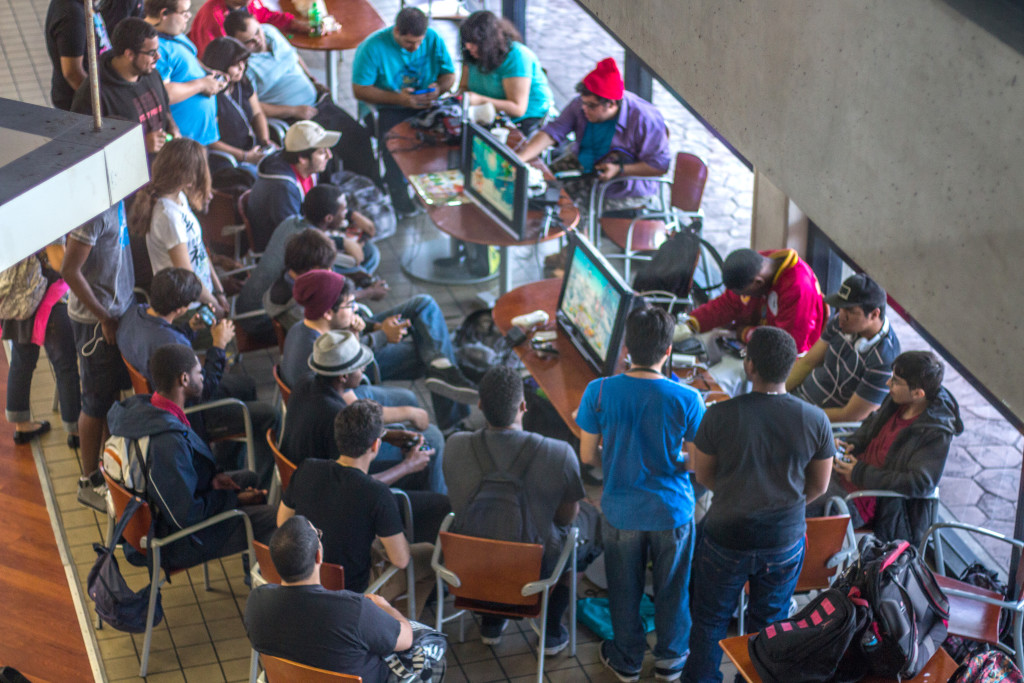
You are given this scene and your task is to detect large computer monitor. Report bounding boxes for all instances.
[461,121,529,240]
[557,232,636,377]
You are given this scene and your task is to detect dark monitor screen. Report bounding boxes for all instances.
[461,121,529,240]
[557,232,635,377]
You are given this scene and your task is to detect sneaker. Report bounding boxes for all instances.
[425,362,479,405]
[599,641,640,683]
[77,470,108,513]
[479,618,508,646]
[543,625,570,655]
[655,664,684,681]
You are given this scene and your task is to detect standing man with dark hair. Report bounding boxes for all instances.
[444,366,585,653]
[72,17,180,156]
[247,120,339,252]
[352,7,456,215]
[62,203,135,510]
[45,0,113,110]
[576,306,706,683]
[107,343,275,569]
[683,327,833,683]
[144,0,226,145]
[807,351,962,545]
[787,273,901,422]
[676,247,826,354]
[245,515,413,678]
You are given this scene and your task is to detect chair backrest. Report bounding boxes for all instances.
[199,189,242,256]
[254,540,346,591]
[267,429,297,490]
[122,355,153,395]
[260,653,362,682]
[101,467,153,556]
[271,319,288,355]
[670,152,708,213]
[237,189,258,256]
[273,365,291,406]
[439,530,544,606]
[797,515,852,592]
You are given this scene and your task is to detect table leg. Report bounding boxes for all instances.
[499,245,512,296]
[325,49,338,100]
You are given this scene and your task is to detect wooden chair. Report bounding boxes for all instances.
[589,152,709,281]
[102,468,255,677]
[921,521,1024,670]
[237,189,262,262]
[273,364,291,407]
[199,188,246,262]
[260,653,362,682]
[272,319,288,355]
[267,428,297,491]
[719,633,958,682]
[120,355,257,472]
[431,513,578,683]
[251,540,346,591]
[737,515,853,634]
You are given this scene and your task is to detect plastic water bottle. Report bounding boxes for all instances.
[309,2,322,37]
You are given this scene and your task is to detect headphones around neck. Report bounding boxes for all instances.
[850,316,890,354]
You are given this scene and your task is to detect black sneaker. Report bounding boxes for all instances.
[77,470,108,513]
[655,664,683,681]
[425,364,479,405]
[599,641,640,683]
[543,625,570,655]
[479,618,508,646]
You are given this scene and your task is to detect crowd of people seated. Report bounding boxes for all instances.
[11,1,966,680]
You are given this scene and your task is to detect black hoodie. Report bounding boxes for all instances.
[71,50,170,138]
[848,386,964,546]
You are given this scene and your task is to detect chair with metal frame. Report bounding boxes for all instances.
[431,512,578,683]
[102,467,255,678]
[260,653,362,682]
[920,521,1024,672]
[251,540,346,591]
[826,488,942,552]
[121,355,256,472]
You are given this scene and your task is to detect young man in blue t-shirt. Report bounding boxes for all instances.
[682,327,833,683]
[351,7,455,214]
[577,306,706,683]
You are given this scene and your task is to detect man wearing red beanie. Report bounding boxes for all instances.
[518,57,671,225]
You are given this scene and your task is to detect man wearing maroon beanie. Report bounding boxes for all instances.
[517,57,671,227]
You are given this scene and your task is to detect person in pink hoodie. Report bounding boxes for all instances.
[680,247,826,354]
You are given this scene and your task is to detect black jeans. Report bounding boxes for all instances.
[375,106,424,211]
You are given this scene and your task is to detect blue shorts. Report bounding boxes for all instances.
[71,319,131,418]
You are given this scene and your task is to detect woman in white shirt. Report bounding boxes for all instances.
[129,138,229,317]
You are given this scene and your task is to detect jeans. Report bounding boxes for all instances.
[603,517,695,674]
[368,423,447,495]
[370,294,469,430]
[312,98,381,185]
[683,535,806,683]
[375,106,423,211]
[6,302,81,431]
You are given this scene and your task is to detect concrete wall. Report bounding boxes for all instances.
[578,0,1024,421]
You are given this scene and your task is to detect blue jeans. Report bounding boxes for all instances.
[683,535,806,683]
[370,294,469,430]
[603,517,695,674]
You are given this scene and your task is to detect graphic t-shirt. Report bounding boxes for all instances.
[352,26,455,105]
[146,193,214,294]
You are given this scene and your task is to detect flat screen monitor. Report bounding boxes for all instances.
[461,121,529,240]
[557,231,636,377]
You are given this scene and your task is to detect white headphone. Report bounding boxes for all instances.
[849,316,890,355]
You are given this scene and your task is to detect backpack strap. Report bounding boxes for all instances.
[106,497,143,555]
[474,430,541,481]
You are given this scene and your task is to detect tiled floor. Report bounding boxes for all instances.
[4,0,1021,680]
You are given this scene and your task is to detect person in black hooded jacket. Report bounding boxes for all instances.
[808,350,963,546]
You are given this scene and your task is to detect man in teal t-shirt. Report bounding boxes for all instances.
[351,7,455,214]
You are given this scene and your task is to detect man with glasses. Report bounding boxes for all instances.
[245,515,414,679]
[72,17,180,157]
[517,57,671,228]
[144,0,226,145]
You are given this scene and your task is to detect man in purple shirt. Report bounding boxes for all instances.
[518,57,670,220]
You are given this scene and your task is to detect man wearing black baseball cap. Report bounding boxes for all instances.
[786,273,901,422]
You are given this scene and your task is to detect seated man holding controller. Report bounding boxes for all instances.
[806,350,963,546]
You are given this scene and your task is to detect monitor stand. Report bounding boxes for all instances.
[400,236,499,287]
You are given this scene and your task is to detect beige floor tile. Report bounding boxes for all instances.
[181,662,226,683]
[199,598,243,621]
[204,616,247,641]
[161,603,206,627]
[103,654,146,680]
[131,627,175,653]
[97,634,138,660]
[144,671,187,683]
[213,636,253,662]
[501,652,542,678]
[143,648,184,674]
[170,624,215,648]
[220,656,255,682]
[458,658,510,682]
[176,642,219,668]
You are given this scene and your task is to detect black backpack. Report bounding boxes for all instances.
[748,588,869,683]
[943,562,1010,662]
[836,536,950,679]
[452,431,542,545]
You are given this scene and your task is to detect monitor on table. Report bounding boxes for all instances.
[557,231,637,377]
[461,121,529,241]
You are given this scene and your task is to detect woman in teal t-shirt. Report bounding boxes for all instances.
[458,11,553,133]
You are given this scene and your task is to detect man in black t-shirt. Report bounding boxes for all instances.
[245,515,412,681]
[72,17,180,157]
[46,0,113,110]
[278,399,437,618]
[682,327,833,683]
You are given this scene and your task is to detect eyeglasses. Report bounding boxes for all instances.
[379,429,388,440]
[580,99,606,110]
[313,526,323,540]
[136,48,159,58]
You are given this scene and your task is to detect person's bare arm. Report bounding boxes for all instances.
[436,72,456,94]
[364,594,414,651]
[380,406,429,430]
[594,159,666,182]
[517,130,555,163]
[465,76,531,118]
[825,394,881,423]
[353,83,423,109]
[579,430,601,467]
[276,502,296,527]
[692,444,716,490]
[165,109,181,138]
[62,237,118,344]
[60,56,87,92]
[258,100,317,120]
[786,338,828,391]
[804,457,833,503]
[248,90,271,146]
[378,531,410,569]
[164,74,224,105]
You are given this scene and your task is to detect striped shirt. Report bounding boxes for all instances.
[793,315,900,409]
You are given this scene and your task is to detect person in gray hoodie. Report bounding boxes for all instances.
[107,343,275,569]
